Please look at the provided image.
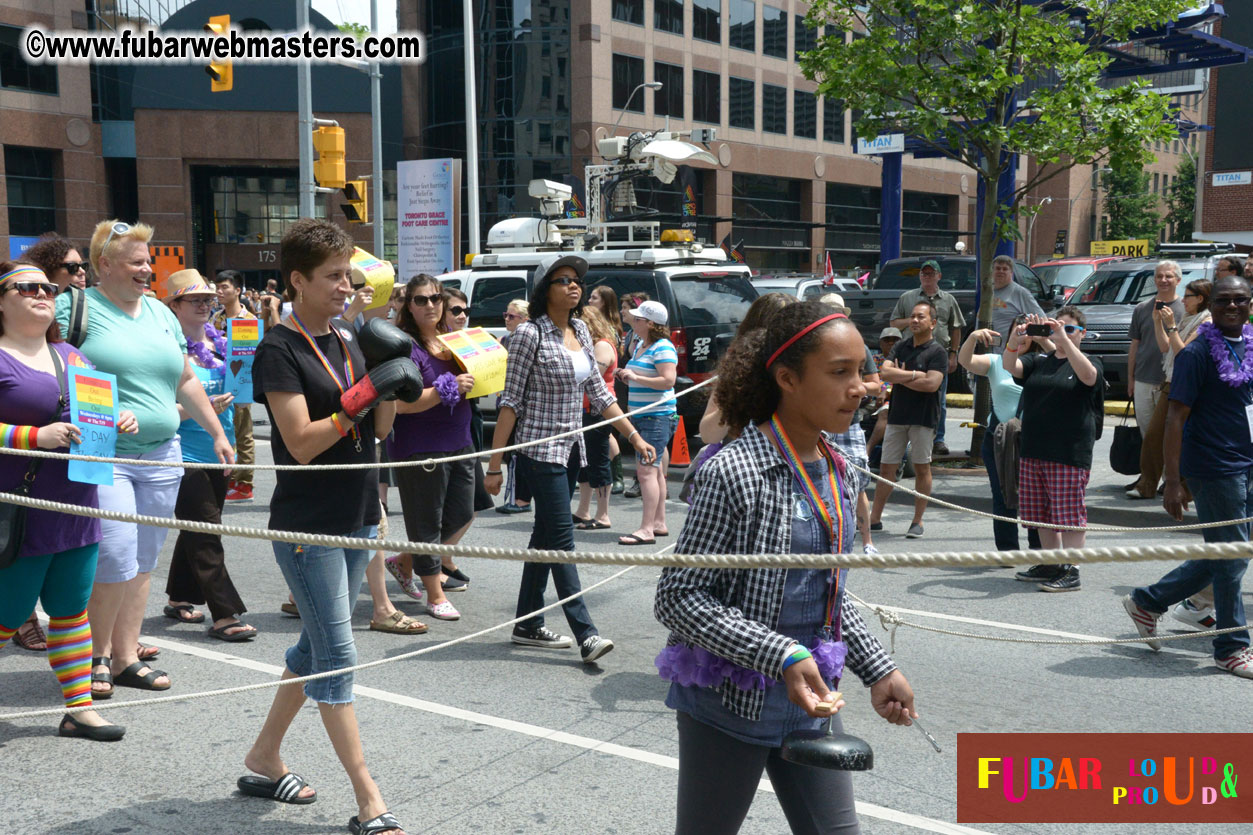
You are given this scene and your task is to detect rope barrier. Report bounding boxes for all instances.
[0,377,715,472]
[3,491,1253,569]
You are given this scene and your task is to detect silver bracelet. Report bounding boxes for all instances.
[627,429,639,442]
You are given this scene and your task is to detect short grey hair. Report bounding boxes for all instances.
[1155,259,1182,278]
[992,254,1015,269]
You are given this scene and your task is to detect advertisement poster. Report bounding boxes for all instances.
[397,158,461,279]
[67,368,119,486]
[226,318,263,403]
[436,327,507,399]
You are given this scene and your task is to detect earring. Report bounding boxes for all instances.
[298,288,304,306]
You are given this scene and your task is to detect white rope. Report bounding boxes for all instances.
[3,491,1253,569]
[0,377,715,472]
[0,555,657,721]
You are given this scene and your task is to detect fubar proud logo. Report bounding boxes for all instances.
[957,734,1252,823]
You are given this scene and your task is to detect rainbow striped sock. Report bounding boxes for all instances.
[46,611,93,708]
[0,621,16,650]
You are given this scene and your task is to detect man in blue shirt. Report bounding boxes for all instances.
[1123,275,1253,679]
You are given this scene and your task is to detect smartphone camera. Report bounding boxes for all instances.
[1154,301,1168,310]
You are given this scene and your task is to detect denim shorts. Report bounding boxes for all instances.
[634,413,678,468]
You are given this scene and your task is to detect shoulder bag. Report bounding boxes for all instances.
[1109,401,1141,476]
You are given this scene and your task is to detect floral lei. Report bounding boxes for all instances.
[187,323,229,371]
[1200,321,1253,388]
[655,638,847,692]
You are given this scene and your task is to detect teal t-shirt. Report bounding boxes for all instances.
[987,359,1024,425]
[55,288,187,455]
[178,364,234,464]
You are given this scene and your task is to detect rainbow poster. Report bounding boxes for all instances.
[67,368,118,485]
[226,318,263,403]
[436,327,506,399]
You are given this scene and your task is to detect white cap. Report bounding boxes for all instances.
[629,299,669,326]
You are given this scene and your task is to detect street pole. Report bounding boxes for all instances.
[463,0,480,255]
[297,0,314,218]
[371,0,384,256]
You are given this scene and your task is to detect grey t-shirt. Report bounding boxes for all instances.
[991,282,1045,350]
[1128,297,1185,385]
[890,288,966,350]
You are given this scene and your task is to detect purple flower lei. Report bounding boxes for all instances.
[187,323,228,370]
[433,372,463,411]
[1200,321,1253,388]
[655,638,847,692]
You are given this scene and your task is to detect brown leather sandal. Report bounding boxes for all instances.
[14,614,47,652]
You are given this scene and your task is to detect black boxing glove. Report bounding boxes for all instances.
[358,318,414,370]
[341,358,424,421]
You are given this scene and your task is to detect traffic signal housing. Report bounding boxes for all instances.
[204,14,232,92]
[342,180,368,223]
[313,126,346,189]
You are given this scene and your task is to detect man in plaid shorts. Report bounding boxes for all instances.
[1002,308,1104,592]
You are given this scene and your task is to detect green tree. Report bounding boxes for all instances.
[1101,164,1162,241]
[338,22,371,40]
[800,0,1187,455]
[1164,154,1197,241]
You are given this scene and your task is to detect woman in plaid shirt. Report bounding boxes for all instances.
[655,301,918,834]
[485,254,656,664]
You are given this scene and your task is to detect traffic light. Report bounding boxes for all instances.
[204,14,232,92]
[342,180,368,223]
[312,126,346,189]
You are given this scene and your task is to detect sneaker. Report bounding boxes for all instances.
[1015,564,1065,583]
[425,600,461,621]
[225,484,253,501]
[869,521,884,532]
[580,635,615,663]
[1039,566,1081,592]
[932,441,950,456]
[495,502,531,514]
[383,557,423,602]
[511,626,573,648]
[1171,599,1217,630]
[863,544,880,556]
[624,478,642,499]
[1122,594,1162,651]
[1216,647,1253,679]
[905,523,924,539]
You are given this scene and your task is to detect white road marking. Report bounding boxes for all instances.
[143,634,995,835]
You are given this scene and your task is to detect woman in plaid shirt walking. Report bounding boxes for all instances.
[655,302,918,834]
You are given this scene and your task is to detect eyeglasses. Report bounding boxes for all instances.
[178,297,214,308]
[1183,291,1200,299]
[59,261,86,275]
[100,221,131,254]
[551,276,584,287]
[448,305,470,316]
[1063,324,1085,334]
[409,293,443,307]
[1213,297,1253,308]
[5,281,59,298]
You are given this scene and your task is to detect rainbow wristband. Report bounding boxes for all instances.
[1,423,38,450]
[781,645,813,672]
[330,412,349,438]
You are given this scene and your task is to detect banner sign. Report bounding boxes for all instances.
[398,158,462,279]
[226,318,263,403]
[1091,239,1150,257]
[436,327,507,399]
[67,368,119,485]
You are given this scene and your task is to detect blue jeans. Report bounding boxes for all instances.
[1132,469,1252,660]
[982,413,1041,552]
[936,370,949,444]
[514,451,597,643]
[273,525,375,703]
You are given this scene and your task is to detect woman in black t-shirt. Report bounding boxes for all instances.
[1003,307,1104,593]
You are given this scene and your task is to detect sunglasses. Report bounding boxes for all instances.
[1214,297,1253,308]
[448,305,470,316]
[504,312,523,321]
[1063,324,1085,334]
[551,276,584,287]
[101,221,131,254]
[409,293,443,307]
[5,281,59,298]
[59,261,86,275]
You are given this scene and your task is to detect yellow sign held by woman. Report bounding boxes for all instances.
[436,327,507,398]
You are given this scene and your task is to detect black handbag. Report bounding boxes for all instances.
[0,345,68,569]
[1109,401,1142,476]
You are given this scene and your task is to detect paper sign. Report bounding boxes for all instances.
[436,327,507,399]
[226,318,263,404]
[350,247,395,311]
[67,368,119,485]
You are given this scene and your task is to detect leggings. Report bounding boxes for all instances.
[675,711,860,835]
[0,545,99,708]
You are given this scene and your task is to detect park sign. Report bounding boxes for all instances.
[855,133,905,155]
[1090,239,1150,257]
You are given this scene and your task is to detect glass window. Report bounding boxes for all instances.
[693,69,721,125]
[794,90,816,139]
[4,146,57,235]
[903,192,951,231]
[825,183,879,227]
[671,274,758,326]
[762,84,787,135]
[206,170,308,244]
[762,6,787,59]
[654,62,684,119]
[467,275,528,330]
[612,0,644,25]
[655,0,683,35]
[0,25,58,94]
[693,0,721,44]
[733,173,801,221]
[875,260,978,292]
[612,53,645,112]
[729,76,755,129]
[794,14,818,56]
[823,97,845,143]
[730,0,756,52]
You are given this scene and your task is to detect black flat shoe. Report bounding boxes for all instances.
[58,713,125,741]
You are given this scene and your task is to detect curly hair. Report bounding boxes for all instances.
[18,234,77,277]
[717,301,854,435]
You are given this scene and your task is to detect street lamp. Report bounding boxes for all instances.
[1025,196,1052,262]
[612,81,663,134]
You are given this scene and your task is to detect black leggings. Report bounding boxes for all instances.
[675,711,860,835]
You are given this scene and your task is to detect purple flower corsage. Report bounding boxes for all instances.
[433,372,462,411]
[656,638,846,692]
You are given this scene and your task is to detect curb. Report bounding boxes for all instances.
[947,393,1133,417]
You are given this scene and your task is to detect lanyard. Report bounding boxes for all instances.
[288,313,361,450]
[766,415,846,633]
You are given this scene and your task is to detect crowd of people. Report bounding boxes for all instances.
[3,220,1252,833]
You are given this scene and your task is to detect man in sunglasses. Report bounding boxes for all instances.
[18,235,88,294]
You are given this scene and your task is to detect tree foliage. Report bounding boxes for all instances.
[1164,153,1197,241]
[1101,164,1162,241]
[337,22,371,40]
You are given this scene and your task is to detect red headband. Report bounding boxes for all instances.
[765,313,847,369]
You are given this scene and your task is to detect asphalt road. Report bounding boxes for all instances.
[3,407,1250,835]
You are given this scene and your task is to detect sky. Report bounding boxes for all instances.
[311,0,399,34]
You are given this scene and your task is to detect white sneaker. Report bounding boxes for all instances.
[1216,647,1253,679]
[1171,599,1216,630]
[863,544,880,556]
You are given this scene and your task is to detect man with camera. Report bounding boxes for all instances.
[1126,261,1183,467]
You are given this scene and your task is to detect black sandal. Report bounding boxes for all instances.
[163,603,205,624]
[112,661,170,691]
[237,772,317,805]
[90,656,114,700]
[348,811,404,835]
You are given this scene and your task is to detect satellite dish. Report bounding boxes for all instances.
[637,139,718,166]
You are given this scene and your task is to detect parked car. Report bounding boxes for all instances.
[1030,256,1126,300]
[753,273,864,300]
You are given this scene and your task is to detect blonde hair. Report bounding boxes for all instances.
[579,305,619,345]
[507,299,529,317]
[89,219,154,273]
